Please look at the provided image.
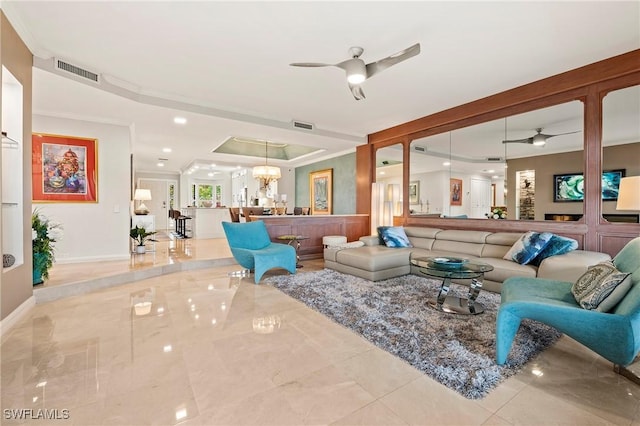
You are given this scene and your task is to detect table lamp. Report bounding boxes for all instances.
[134,189,152,215]
[616,176,640,211]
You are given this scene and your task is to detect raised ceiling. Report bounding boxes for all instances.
[2,1,638,178]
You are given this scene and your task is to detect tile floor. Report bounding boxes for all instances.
[2,237,639,425]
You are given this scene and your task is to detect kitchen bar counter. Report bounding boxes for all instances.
[181,207,231,239]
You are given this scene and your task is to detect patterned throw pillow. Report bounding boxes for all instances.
[502,231,554,265]
[377,226,413,248]
[571,261,632,312]
[530,234,579,266]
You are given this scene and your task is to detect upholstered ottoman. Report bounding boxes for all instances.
[323,235,347,248]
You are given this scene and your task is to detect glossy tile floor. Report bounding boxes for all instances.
[2,237,640,425]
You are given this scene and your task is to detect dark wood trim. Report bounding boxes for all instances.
[355,144,372,215]
[369,50,640,144]
[259,215,370,259]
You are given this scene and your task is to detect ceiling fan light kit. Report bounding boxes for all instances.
[290,43,421,100]
[502,127,581,146]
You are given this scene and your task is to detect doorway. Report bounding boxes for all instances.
[138,178,178,231]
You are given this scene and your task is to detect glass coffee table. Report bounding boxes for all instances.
[411,256,494,315]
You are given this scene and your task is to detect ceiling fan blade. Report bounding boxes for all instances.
[349,83,365,100]
[544,130,581,139]
[289,62,335,67]
[502,137,534,144]
[365,43,421,79]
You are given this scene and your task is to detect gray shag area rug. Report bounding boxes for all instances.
[264,269,561,399]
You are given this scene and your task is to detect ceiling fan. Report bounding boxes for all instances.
[502,128,581,146]
[290,43,421,100]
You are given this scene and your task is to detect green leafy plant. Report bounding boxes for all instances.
[32,209,63,280]
[130,225,157,246]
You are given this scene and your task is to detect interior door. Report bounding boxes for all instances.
[138,179,174,230]
[470,178,491,218]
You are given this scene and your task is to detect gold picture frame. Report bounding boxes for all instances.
[309,168,332,215]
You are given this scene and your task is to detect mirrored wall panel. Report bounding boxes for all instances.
[375,143,404,226]
[602,85,640,223]
[408,100,584,221]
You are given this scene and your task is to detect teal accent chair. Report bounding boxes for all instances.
[222,221,297,284]
[496,237,640,367]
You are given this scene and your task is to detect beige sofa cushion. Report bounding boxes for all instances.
[402,227,442,250]
[537,250,611,283]
[336,245,411,271]
[482,233,525,258]
[431,230,491,257]
[436,230,491,244]
[479,258,538,282]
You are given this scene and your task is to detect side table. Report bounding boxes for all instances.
[276,235,309,268]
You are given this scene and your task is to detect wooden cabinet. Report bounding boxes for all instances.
[256,215,370,259]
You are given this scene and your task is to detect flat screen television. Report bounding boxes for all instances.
[554,169,625,202]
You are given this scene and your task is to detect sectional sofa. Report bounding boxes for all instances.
[324,227,610,293]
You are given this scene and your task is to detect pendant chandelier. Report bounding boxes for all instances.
[252,141,281,186]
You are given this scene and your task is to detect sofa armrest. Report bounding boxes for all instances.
[359,235,382,246]
[537,250,612,283]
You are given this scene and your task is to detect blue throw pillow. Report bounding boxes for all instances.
[377,226,412,248]
[530,234,578,266]
[503,231,553,265]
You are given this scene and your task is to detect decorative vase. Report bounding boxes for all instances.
[33,252,48,285]
[135,245,146,254]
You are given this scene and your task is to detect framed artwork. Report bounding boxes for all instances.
[309,168,332,215]
[409,181,420,204]
[450,178,462,206]
[554,169,624,202]
[32,133,98,202]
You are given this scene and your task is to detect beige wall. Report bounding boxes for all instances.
[507,142,640,221]
[1,12,33,321]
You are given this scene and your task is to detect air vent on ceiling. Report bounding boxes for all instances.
[158,158,169,161]
[292,120,314,131]
[55,58,100,83]
[414,146,426,152]
[486,157,503,162]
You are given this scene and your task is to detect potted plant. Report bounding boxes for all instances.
[130,225,157,254]
[32,209,63,285]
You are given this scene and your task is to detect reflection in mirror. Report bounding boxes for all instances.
[504,101,584,221]
[409,120,506,219]
[602,85,640,223]
[408,100,584,221]
[375,144,404,227]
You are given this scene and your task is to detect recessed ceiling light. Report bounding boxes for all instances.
[210,163,216,167]
[174,117,187,125]
[193,165,199,169]
[208,172,213,177]
[443,161,451,166]
[487,169,495,173]
[157,162,165,167]
[162,147,172,153]
[379,171,386,175]
[492,175,499,179]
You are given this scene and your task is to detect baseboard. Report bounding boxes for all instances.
[0,296,35,341]
[614,360,640,386]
